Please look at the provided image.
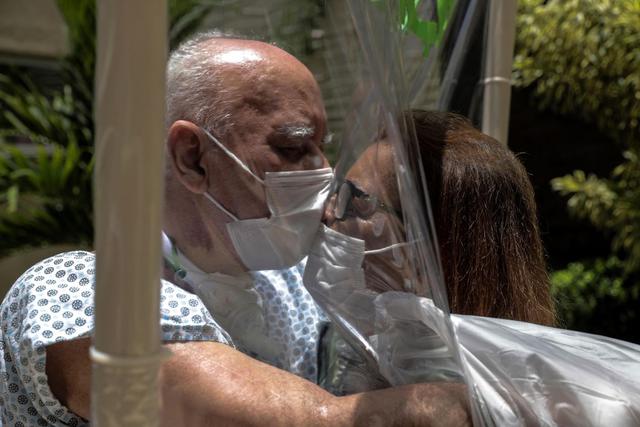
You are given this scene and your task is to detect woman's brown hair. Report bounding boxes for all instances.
[411,110,555,326]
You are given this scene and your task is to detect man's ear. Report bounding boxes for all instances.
[167,120,210,194]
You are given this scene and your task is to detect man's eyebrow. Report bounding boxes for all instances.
[275,124,316,140]
[275,124,333,146]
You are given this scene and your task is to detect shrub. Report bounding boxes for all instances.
[513,0,640,144]
[514,0,640,340]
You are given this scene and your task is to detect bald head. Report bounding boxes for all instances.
[209,39,312,75]
[166,34,322,139]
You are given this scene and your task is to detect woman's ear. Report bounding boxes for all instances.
[167,120,210,194]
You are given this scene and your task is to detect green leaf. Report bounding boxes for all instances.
[371,0,455,56]
[6,185,19,213]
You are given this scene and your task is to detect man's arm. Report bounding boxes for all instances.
[47,339,470,426]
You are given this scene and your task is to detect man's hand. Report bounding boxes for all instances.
[353,381,471,427]
[47,339,470,426]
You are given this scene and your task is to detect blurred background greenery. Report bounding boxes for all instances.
[0,0,217,257]
[511,0,640,342]
[0,0,638,342]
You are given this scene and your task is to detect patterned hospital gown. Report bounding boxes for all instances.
[0,250,325,426]
[250,264,325,380]
[162,233,326,382]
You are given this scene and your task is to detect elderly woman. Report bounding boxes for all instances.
[308,110,555,398]
[326,110,555,325]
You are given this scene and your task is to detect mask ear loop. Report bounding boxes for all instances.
[201,127,263,222]
[364,240,416,255]
[203,192,240,221]
[201,127,265,185]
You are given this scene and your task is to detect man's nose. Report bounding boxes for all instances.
[302,142,330,170]
[322,194,337,227]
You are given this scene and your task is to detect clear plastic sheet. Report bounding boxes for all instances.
[299,1,640,426]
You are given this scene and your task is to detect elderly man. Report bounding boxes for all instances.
[0,32,470,426]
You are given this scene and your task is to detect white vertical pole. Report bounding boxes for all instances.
[92,0,167,425]
[481,0,518,145]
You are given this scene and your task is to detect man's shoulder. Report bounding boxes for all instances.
[14,250,95,283]
[4,250,95,303]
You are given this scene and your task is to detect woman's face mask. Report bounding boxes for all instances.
[332,180,412,293]
[325,142,414,294]
[302,143,413,338]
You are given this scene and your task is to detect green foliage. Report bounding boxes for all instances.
[513,0,640,144]
[551,257,640,342]
[515,0,640,341]
[0,0,96,255]
[533,0,640,275]
[552,148,640,274]
[0,0,215,257]
[57,0,96,119]
[400,0,453,56]
[269,0,327,59]
[0,141,94,252]
[168,0,218,51]
[370,0,456,56]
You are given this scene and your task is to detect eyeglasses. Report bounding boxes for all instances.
[334,180,395,220]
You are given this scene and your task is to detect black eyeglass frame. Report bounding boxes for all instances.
[334,179,397,220]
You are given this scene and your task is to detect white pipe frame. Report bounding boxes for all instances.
[92,1,168,425]
[481,0,518,145]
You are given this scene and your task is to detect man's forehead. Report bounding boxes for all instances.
[205,44,320,99]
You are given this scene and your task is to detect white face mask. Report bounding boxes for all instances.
[302,224,410,318]
[302,224,410,356]
[303,224,412,295]
[303,225,460,390]
[201,128,334,271]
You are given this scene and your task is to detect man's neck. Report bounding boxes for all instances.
[163,177,248,277]
[164,231,247,278]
